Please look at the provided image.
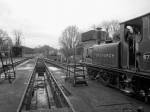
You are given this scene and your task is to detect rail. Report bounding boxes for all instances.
[17,58,37,112]
[44,59,76,112]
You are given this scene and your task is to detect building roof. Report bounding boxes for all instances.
[121,12,150,24]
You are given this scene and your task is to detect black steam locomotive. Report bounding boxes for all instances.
[82,13,150,102]
[11,46,22,57]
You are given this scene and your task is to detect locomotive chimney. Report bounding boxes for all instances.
[96,27,102,44]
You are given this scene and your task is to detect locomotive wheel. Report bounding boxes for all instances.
[144,94,149,103]
[85,83,88,86]
[99,72,110,86]
[131,76,140,93]
[89,71,97,80]
[144,89,150,103]
[8,75,12,83]
[118,74,127,90]
[87,69,93,79]
[73,79,76,87]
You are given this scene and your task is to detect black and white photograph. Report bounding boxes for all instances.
[0,0,150,112]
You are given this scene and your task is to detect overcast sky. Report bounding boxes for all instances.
[0,0,150,48]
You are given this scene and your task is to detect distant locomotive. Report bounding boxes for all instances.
[82,13,150,102]
[11,46,22,57]
[11,46,34,57]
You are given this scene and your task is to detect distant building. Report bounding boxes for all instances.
[80,29,107,60]
[22,46,34,54]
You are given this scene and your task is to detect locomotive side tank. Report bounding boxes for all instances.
[92,42,121,68]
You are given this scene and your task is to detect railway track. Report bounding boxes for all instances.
[44,58,150,105]
[17,58,75,112]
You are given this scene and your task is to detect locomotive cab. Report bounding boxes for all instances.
[120,13,150,72]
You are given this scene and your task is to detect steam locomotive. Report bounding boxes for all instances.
[82,13,150,102]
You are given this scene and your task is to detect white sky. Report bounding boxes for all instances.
[0,0,150,48]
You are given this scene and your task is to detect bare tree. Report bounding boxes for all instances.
[113,30,120,42]
[100,20,120,32]
[0,29,8,44]
[100,21,110,32]
[59,25,81,59]
[90,24,97,30]
[90,20,120,41]
[13,30,23,46]
[110,20,120,32]
[100,20,120,40]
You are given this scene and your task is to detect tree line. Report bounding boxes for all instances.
[34,45,58,57]
[0,28,58,57]
[0,29,23,51]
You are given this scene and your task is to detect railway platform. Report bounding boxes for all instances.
[0,59,36,112]
[46,63,150,112]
